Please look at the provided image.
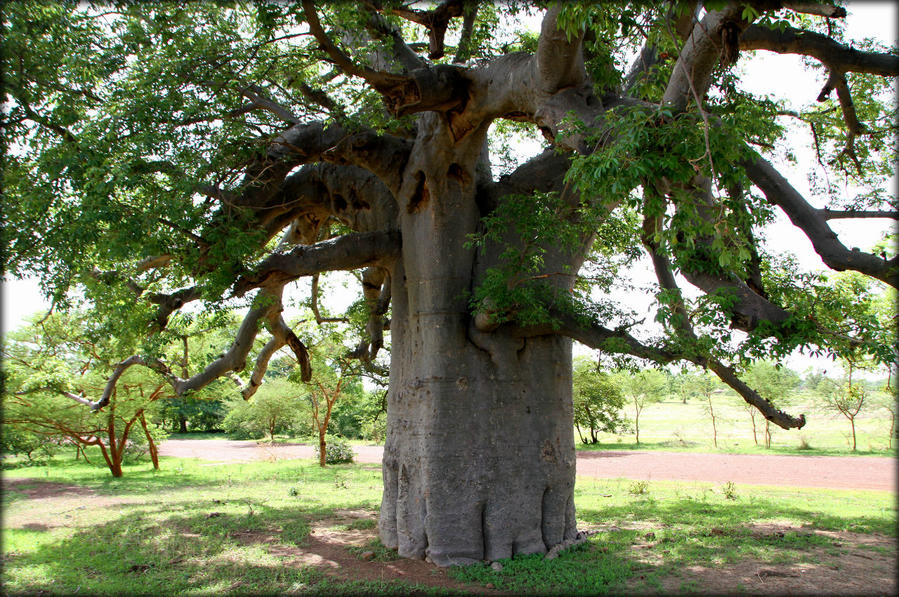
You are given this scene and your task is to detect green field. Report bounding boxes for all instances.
[578,392,896,456]
[2,453,895,595]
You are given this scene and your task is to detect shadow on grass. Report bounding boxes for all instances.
[451,490,895,595]
[2,497,455,596]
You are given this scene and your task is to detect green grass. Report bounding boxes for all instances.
[448,477,896,594]
[3,452,895,595]
[576,394,897,457]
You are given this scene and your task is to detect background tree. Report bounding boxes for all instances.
[222,378,309,442]
[689,371,725,448]
[872,376,897,449]
[3,1,897,565]
[744,361,800,448]
[2,313,170,476]
[296,326,361,467]
[572,356,628,444]
[819,373,866,451]
[669,370,697,405]
[620,369,667,445]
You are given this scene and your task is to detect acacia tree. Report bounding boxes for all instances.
[620,368,668,445]
[690,371,724,448]
[4,1,897,565]
[744,360,800,448]
[2,313,169,477]
[572,356,628,444]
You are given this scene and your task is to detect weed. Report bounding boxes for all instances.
[722,481,738,500]
[798,436,813,450]
[346,538,400,562]
[628,480,649,496]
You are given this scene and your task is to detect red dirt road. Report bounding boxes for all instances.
[158,439,896,491]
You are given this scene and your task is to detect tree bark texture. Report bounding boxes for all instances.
[377,114,577,566]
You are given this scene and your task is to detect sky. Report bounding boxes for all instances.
[3,3,896,376]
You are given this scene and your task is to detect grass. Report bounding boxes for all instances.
[2,451,895,595]
[576,394,897,457]
[167,390,895,459]
[451,477,896,594]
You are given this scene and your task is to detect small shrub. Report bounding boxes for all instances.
[797,435,813,450]
[628,480,649,496]
[313,435,355,464]
[721,481,738,500]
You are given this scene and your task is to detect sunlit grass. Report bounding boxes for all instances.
[577,395,896,456]
[3,453,895,595]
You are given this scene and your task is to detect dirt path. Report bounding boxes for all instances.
[159,439,896,491]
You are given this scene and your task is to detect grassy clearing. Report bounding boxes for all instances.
[449,477,895,594]
[578,395,896,456]
[163,390,896,458]
[2,453,895,595]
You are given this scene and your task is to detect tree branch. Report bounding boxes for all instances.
[361,4,429,71]
[781,1,846,19]
[535,5,586,95]
[819,208,899,220]
[739,24,899,77]
[662,5,752,112]
[742,156,899,287]
[384,0,466,60]
[233,230,401,296]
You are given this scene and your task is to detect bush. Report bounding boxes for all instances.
[222,401,265,439]
[122,423,169,464]
[0,425,59,463]
[313,435,355,464]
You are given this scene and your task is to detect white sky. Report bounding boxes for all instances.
[3,4,896,378]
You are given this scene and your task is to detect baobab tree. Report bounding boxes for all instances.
[4,1,897,566]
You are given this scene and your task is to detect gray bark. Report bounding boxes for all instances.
[377,113,577,566]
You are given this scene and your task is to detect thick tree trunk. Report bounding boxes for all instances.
[378,114,577,566]
[380,294,577,566]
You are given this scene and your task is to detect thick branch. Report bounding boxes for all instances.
[147,286,202,332]
[742,156,899,287]
[302,0,408,91]
[321,131,413,194]
[240,84,301,124]
[624,2,699,95]
[820,208,899,220]
[386,0,465,60]
[453,3,479,64]
[362,4,430,70]
[234,230,401,296]
[709,362,806,428]
[781,1,846,18]
[535,5,586,95]
[662,6,751,112]
[739,24,899,76]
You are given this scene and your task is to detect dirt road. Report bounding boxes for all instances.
[158,439,896,491]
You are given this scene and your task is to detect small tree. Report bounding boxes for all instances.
[2,313,169,477]
[572,357,628,444]
[743,361,799,449]
[690,372,723,448]
[820,367,869,452]
[222,379,309,441]
[619,369,667,445]
[668,371,695,405]
[303,361,349,467]
[873,379,898,449]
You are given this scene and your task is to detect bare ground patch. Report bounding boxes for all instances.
[624,523,897,596]
[3,479,144,530]
[229,509,505,594]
